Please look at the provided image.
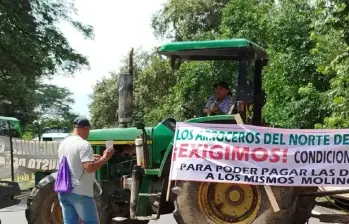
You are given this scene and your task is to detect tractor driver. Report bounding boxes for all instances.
[203,81,234,115]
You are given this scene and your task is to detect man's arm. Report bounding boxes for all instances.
[80,142,108,173]
[204,96,214,109]
[82,158,108,173]
[221,98,234,114]
[203,96,214,114]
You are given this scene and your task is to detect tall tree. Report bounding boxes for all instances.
[259,0,329,128]
[152,0,230,41]
[34,84,76,119]
[22,84,79,139]
[0,0,94,126]
[89,72,119,129]
[311,0,349,128]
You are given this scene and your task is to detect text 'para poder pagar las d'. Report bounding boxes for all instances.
[177,163,349,185]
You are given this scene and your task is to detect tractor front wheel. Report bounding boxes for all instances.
[173,181,311,224]
[27,182,112,224]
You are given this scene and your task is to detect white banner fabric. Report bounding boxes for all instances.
[169,122,349,186]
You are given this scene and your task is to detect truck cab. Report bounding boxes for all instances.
[31,127,70,142]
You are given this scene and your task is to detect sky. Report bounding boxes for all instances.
[43,0,166,119]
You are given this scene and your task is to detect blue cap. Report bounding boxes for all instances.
[73,116,91,128]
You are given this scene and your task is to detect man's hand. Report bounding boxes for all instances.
[204,107,220,115]
[211,106,221,113]
[203,108,211,115]
[102,146,114,160]
[82,147,114,173]
[94,154,101,161]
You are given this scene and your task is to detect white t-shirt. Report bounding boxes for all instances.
[57,135,95,197]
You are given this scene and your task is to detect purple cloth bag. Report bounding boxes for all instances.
[54,156,72,193]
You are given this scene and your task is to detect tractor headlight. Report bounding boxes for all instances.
[135,137,145,168]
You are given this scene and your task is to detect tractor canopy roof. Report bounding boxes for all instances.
[158,38,267,61]
[0,116,22,135]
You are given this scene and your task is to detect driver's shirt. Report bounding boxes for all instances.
[204,95,234,114]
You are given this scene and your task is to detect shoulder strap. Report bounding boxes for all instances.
[71,169,85,190]
[77,168,85,181]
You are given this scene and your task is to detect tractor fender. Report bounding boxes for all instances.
[158,139,174,178]
[27,171,56,203]
[25,171,56,222]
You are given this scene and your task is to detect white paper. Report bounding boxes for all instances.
[105,140,113,149]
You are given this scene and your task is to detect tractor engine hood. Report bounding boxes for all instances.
[87,127,153,144]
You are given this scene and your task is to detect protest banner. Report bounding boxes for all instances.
[0,136,60,190]
[169,122,349,186]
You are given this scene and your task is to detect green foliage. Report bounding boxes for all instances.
[134,51,177,124]
[152,0,230,41]
[0,0,93,129]
[219,0,271,46]
[35,84,75,118]
[22,84,79,138]
[310,0,349,128]
[89,72,119,129]
[24,113,79,140]
[22,131,34,140]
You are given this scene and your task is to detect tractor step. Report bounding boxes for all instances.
[112,217,132,224]
[112,214,158,223]
[0,181,21,209]
[311,211,349,223]
[138,193,161,197]
[315,201,339,210]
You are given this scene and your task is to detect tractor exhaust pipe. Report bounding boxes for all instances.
[130,165,141,219]
[118,48,134,128]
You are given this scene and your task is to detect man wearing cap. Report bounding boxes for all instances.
[57,116,114,224]
[203,81,235,115]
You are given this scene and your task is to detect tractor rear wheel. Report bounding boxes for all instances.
[173,182,312,224]
[27,181,112,224]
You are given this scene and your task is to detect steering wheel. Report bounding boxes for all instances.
[180,105,195,118]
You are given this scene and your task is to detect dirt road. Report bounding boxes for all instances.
[0,194,341,224]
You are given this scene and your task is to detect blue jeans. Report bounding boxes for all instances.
[58,192,99,224]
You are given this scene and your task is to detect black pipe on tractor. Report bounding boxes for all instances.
[252,58,268,126]
[130,165,141,219]
[252,60,263,126]
[236,60,253,103]
[235,60,253,122]
[118,48,134,128]
[7,121,14,182]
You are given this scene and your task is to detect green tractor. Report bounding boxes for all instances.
[25,39,346,224]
